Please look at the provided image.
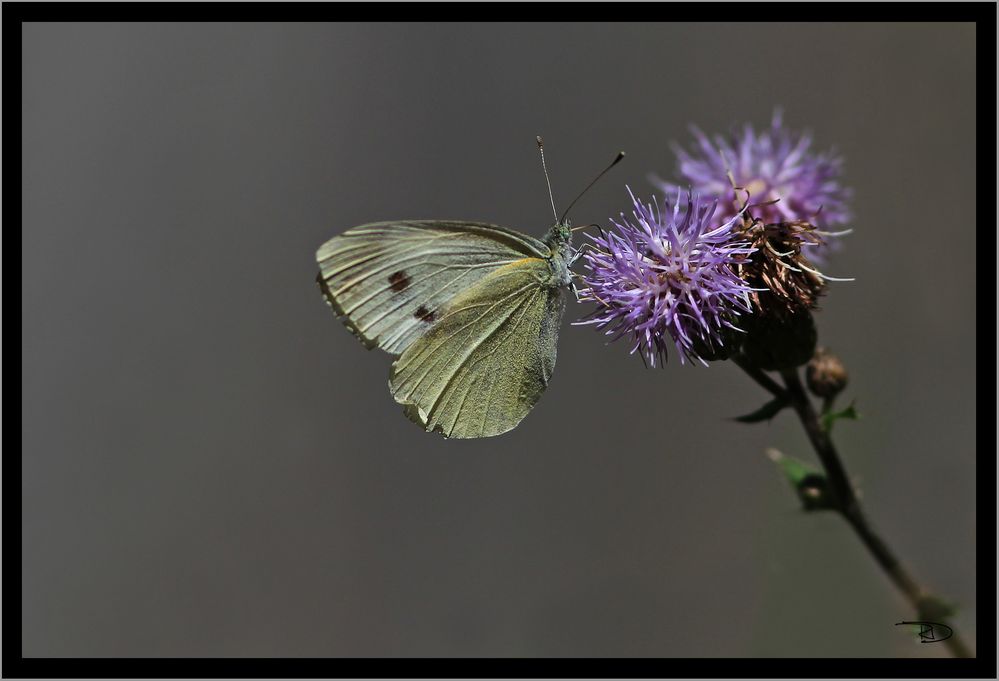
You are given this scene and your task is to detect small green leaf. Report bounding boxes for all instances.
[821,400,859,432]
[734,395,790,423]
[766,448,835,511]
[917,595,957,622]
[767,448,811,485]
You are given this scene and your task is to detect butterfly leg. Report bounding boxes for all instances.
[569,272,591,304]
[572,238,614,262]
[567,239,609,266]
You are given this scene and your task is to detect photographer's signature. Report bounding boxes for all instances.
[895,621,953,643]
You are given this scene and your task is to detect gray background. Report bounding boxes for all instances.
[22,23,977,657]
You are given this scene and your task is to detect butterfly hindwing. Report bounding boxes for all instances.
[316,221,549,355]
[388,258,564,439]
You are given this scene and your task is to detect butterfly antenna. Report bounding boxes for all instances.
[536,136,560,223]
[559,151,626,224]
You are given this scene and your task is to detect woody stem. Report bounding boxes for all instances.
[735,359,973,658]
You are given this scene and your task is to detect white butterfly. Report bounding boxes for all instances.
[317,139,623,438]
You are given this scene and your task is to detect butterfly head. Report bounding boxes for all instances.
[547,219,573,248]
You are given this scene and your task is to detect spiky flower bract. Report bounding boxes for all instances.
[577,189,756,366]
[658,110,852,235]
[739,217,827,312]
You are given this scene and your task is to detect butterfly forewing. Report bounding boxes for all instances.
[316,221,549,355]
[389,258,564,439]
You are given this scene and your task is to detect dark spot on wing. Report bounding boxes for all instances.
[415,305,436,323]
[389,270,410,292]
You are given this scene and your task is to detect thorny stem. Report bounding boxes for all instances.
[739,363,973,658]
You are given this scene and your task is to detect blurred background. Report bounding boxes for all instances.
[21,22,976,657]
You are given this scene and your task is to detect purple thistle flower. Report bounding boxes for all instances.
[576,188,757,367]
[657,110,852,235]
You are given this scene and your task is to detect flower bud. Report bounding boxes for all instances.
[806,347,849,399]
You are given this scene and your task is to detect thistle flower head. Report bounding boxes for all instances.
[657,111,852,237]
[731,216,829,370]
[576,188,757,366]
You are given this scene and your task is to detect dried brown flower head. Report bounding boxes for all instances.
[738,216,827,312]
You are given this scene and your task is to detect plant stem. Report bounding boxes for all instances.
[733,356,787,398]
[741,363,973,658]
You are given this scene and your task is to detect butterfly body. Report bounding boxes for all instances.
[542,221,575,285]
[317,219,574,439]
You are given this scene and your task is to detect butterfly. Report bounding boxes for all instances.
[316,139,623,438]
